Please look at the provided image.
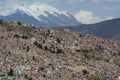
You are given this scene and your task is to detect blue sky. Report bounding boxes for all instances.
[0,0,120,24]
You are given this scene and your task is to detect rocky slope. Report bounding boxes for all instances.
[0,20,120,80]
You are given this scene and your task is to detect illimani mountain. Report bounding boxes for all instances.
[67,18,120,41]
[0,4,80,28]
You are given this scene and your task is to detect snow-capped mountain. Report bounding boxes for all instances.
[0,4,80,28]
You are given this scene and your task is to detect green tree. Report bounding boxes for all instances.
[44,45,49,51]
[8,68,14,77]
[26,46,30,52]
[57,49,63,54]
[57,38,61,44]
[34,41,43,49]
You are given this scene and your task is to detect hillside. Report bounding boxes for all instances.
[67,18,120,41]
[0,20,120,80]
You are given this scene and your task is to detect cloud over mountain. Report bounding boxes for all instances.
[74,10,114,24]
[74,10,101,24]
[0,0,118,25]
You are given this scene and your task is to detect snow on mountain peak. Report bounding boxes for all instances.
[0,4,71,21]
[13,4,71,21]
[0,4,80,28]
[29,4,70,16]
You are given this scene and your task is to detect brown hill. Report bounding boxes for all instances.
[0,20,120,80]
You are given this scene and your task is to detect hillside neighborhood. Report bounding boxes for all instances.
[0,20,120,80]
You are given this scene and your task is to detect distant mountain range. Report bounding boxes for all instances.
[0,4,80,28]
[1,4,120,41]
[66,18,120,41]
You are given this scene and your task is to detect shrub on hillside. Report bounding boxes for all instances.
[26,46,30,52]
[44,45,49,51]
[33,41,43,49]
[8,68,14,77]
[56,38,61,44]
[57,49,63,54]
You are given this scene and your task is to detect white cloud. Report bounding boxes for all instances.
[104,17,114,20]
[74,10,114,24]
[74,10,101,24]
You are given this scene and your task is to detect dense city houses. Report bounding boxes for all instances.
[0,20,120,80]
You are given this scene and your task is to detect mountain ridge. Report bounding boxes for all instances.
[0,4,80,28]
[66,18,120,41]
